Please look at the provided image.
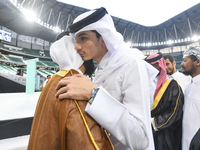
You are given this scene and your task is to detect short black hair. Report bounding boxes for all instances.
[189,55,198,62]
[91,30,101,39]
[55,31,69,41]
[83,59,95,77]
[163,54,174,63]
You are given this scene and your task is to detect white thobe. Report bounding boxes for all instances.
[86,52,155,150]
[167,71,191,94]
[182,74,200,150]
[43,79,49,88]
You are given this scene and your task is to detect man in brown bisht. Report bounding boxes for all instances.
[27,34,114,150]
[145,53,184,150]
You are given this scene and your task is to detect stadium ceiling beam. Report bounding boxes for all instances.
[38,3,44,19]
[123,22,130,36]
[56,11,61,27]
[124,24,137,42]
[130,30,134,43]
[47,8,53,25]
[173,24,178,40]
[65,6,82,23]
[150,32,152,43]
[114,19,121,26]
[57,4,66,14]
[31,0,37,10]
[123,28,127,37]
[187,18,193,37]
[58,14,69,31]
[157,30,159,43]
[143,32,146,43]
[137,31,140,43]
[47,2,60,26]
[53,3,66,25]
[164,28,168,42]
[66,14,71,30]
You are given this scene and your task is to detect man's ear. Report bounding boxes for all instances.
[173,60,176,67]
[196,59,200,66]
[100,36,106,47]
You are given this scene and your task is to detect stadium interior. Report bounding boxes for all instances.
[0,0,200,149]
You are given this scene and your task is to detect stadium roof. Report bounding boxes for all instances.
[0,0,200,50]
[57,0,200,26]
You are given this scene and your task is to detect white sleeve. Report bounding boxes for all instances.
[86,59,152,150]
[43,80,47,87]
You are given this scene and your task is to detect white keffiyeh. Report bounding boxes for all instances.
[50,35,83,72]
[183,46,200,59]
[72,9,157,84]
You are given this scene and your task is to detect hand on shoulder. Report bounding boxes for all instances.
[55,74,98,101]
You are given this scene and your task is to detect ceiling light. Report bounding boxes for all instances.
[22,9,36,22]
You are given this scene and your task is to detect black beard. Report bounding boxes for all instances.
[182,70,193,76]
[167,67,174,75]
[182,66,195,76]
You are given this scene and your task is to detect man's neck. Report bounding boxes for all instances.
[191,70,200,78]
[172,70,177,75]
[94,48,108,64]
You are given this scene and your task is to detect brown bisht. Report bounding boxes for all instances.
[27,69,114,150]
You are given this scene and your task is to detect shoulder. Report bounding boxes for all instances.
[56,69,80,77]
[168,79,183,94]
[123,58,146,70]
[116,59,146,78]
[169,79,179,86]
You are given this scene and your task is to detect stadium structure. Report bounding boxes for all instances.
[0,0,200,149]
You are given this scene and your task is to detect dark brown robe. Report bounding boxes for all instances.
[27,69,113,150]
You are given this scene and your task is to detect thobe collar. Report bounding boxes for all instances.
[191,74,200,84]
[97,51,111,71]
[170,70,179,79]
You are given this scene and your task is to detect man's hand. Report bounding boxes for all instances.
[55,74,98,100]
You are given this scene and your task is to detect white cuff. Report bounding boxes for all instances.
[85,86,127,130]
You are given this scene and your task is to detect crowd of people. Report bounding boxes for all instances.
[28,7,200,150]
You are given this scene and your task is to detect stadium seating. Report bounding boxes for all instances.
[41,60,58,67]
[23,48,40,56]
[0,54,5,60]
[4,56,24,63]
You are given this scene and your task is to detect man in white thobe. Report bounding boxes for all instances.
[181,46,200,150]
[55,7,158,150]
[164,54,191,93]
[42,75,51,89]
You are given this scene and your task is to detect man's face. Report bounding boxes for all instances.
[181,56,195,76]
[151,62,161,72]
[165,58,175,75]
[75,31,107,63]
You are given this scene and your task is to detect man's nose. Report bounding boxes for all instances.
[180,61,183,66]
[75,43,81,50]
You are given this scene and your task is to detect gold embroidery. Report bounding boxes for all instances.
[153,80,181,131]
[152,79,172,110]
[56,70,69,77]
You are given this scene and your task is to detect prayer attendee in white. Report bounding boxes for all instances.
[55,7,158,150]
[164,54,191,93]
[181,46,200,150]
[42,75,51,89]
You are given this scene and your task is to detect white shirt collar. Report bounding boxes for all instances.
[168,70,179,79]
[191,74,200,84]
[172,70,179,76]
